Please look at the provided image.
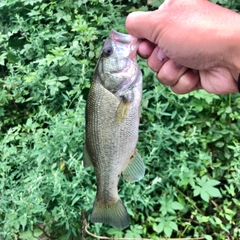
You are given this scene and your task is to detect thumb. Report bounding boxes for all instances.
[125,10,163,44]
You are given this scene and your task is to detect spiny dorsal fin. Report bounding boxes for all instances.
[122,150,145,183]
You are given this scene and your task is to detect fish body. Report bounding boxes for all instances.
[84,29,145,229]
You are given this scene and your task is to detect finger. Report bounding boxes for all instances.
[147,46,167,72]
[157,59,188,86]
[157,48,169,62]
[126,11,152,38]
[126,10,163,43]
[138,40,156,58]
[171,70,201,94]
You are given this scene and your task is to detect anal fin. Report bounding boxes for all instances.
[122,150,145,183]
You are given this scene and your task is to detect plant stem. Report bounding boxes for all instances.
[83,219,205,240]
[175,188,204,215]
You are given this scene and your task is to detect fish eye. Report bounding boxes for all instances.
[103,46,113,57]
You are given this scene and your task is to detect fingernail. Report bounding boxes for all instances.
[157,48,169,61]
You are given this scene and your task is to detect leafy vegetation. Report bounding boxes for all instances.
[0,0,240,239]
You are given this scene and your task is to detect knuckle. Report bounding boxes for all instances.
[157,65,178,86]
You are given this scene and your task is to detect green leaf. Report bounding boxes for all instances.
[200,190,210,202]
[19,231,37,240]
[206,179,221,187]
[206,186,222,198]
[0,52,7,65]
[169,221,178,231]
[163,225,173,237]
[88,51,94,59]
[193,186,201,197]
[107,228,123,238]
[171,201,184,210]
[193,176,222,202]
[153,222,164,234]
[204,235,213,240]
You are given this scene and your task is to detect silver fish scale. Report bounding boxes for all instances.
[85,78,141,204]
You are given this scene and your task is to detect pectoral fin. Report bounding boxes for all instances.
[116,101,130,123]
[122,150,145,183]
[83,144,93,168]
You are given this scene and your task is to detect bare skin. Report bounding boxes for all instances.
[126,0,240,94]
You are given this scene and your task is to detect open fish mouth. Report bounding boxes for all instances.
[110,29,140,58]
[110,29,139,45]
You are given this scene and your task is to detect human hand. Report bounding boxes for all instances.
[126,0,240,94]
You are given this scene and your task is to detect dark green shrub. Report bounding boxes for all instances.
[0,0,240,239]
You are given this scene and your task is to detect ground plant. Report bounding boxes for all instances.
[0,0,240,239]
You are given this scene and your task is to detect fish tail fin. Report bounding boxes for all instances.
[91,198,130,229]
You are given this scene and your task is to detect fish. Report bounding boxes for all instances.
[84,29,145,229]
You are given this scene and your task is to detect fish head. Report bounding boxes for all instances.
[96,29,141,98]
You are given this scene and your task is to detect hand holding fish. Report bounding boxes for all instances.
[126,0,240,94]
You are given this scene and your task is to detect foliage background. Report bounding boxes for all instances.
[0,0,240,239]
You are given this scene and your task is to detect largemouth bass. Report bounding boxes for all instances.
[84,29,145,229]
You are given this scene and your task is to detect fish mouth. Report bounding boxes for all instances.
[110,29,137,43]
[110,29,140,57]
